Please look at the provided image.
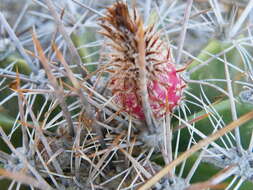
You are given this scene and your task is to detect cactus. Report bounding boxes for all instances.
[0,0,253,190]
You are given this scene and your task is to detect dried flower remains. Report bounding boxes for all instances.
[99,1,185,120]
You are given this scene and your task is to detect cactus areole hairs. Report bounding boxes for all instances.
[99,1,185,120]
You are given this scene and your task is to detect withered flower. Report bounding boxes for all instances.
[99,1,185,120]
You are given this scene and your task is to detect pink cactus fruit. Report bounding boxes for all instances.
[99,1,185,120]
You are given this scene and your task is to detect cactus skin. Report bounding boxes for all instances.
[99,1,185,120]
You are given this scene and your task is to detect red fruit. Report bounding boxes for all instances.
[112,62,184,120]
[99,1,185,120]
